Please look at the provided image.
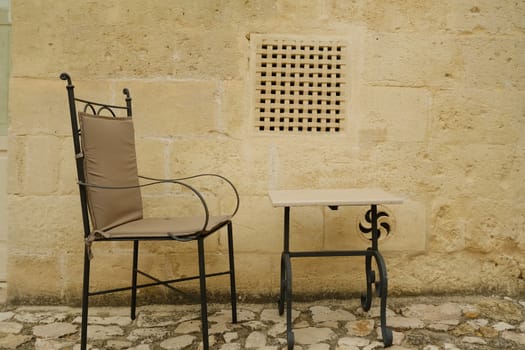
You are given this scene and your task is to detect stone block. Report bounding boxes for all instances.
[7,254,62,302]
[363,32,462,88]
[57,137,79,195]
[459,36,525,90]
[288,257,365,295]
[430,143,518,201]
[265,135,376,190]
[120,80,220,137]
[13,3,244,80]
[232,195,281,254]
[0,151,7,240]
[9,78,113,136]
[10,22,65,78]
[386,252,523,295]
[286,206,324,251]
[8,195,81,255]
[324,200,426,253]
[430,89,525,145]
[135,137,169,178]
[7,136,22,195]
[445,0,525,35]
[234,140,272,195]
[274,1,326,24]
[357,86,431,143]
[356,1,448,33]
[221,80,249,139]
[135,137,170,195]
[234,252,276,297]
[19,135,61,194]
[5,0,525,300]
[0,243,5,281]
[163,28,244,80]
[168,137,241,175]
[429,199,468,253]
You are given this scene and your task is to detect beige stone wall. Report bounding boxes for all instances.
[7,0,525,303]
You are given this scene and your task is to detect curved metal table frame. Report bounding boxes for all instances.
[269,189,404,349]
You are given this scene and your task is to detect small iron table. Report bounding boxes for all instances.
[269,189,404,349]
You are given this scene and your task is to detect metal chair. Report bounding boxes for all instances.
[60,73,238,350]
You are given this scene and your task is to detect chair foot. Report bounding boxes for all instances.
[287,330,295,350]
[278,252,288,315]
[381,326,393,347]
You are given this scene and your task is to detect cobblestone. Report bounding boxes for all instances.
[0,295,523,349]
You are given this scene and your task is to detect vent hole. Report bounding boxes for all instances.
[254,37,346,133]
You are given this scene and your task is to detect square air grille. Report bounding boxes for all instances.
[252,35,347,133]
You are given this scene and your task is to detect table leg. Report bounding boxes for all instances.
[278,252,286,315]
[284,253,295,350]
[278,207,290,315]
[279,207,295,350]
[360,253,375,311]
[364,204,393,347]
[373,251,393,347]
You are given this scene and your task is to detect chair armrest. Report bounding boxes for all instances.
[78,178,211,233]
[138,173,240,217]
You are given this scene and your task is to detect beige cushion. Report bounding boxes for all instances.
[101,215,231,239]
[79,112,143,231]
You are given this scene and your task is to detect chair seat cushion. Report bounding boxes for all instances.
[99,215,231,239]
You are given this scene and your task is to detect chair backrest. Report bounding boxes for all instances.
[60,73,143,234]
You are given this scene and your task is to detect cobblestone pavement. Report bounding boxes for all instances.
[0,295,524,350]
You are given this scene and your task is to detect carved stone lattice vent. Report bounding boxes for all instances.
[252,35,347,133]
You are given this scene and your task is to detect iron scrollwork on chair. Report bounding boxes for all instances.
[60,73,239,350]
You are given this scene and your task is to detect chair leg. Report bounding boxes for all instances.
[80,248,91,350]
[227,223,238,323]
[198,238,209,350]
[131,240,139,320]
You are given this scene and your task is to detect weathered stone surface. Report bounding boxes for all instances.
[127,327,170,341]
[6,0,525,302]
[136,312,178,328]
[310,306,356,323]
[159,335,196,349]
[0,321,23,334]
[0,311,14,322]
[501,331,525,345]
[223,331,238,343]
[387,316,425,330]
[260,308,300,323]
[401,303,462,322]
[479,326,499,338]
[86,325,123,340]
[33,322,77,339]
[127,345,151,350]
[72,315,131,327]
[478,299,524,322]
[461,336,486,345]
[492,321,515,331]
[174,320,200,334]
[219,343,241,350]
[12,308,72,323]
[294,327,336,345]
[338,336,370,347]
[0,296,523,349]
[105,339,133,349]
[268,323,286,337]
[245,331,266,348]
[34,338,75,350]
[345,319,375,336]
[0,334,32,349]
